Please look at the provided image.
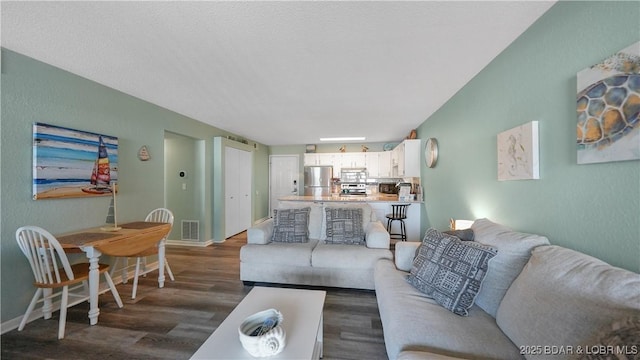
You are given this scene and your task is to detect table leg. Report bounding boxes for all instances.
[82,246,102,325]
[157,239,166,288]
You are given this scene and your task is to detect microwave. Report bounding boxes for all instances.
[378,183,397,194]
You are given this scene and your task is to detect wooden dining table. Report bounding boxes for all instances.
[56,221,172,325]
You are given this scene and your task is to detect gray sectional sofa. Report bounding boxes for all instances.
[375,218,640,360]
[241,201,392,290]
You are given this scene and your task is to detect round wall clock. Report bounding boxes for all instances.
[425,138,438,168]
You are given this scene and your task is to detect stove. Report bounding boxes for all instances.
[341,183,367,196]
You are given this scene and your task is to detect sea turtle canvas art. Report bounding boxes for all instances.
[577,41,640,164]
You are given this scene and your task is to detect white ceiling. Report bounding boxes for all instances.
[1,1,555,146]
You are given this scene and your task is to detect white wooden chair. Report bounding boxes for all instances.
[16,226,123,339]
[130,208,175,299]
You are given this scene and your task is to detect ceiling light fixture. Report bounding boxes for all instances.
[319,137,366,142]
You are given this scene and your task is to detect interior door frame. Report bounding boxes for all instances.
[269,154,300,216]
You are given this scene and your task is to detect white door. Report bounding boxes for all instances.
[225,147,252,238]
[269,155,300,216]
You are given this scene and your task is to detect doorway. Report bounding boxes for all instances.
[269,155,300,215]
[164,131,204,242]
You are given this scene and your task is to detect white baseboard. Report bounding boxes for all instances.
[166,239,215,247]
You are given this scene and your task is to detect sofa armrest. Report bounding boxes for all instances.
[247,219,274,244]
[365,221,390,249]
[395,241,421,271]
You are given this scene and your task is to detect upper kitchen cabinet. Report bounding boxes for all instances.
[366,151,392,178]
[339,153,367,169]
[392,139,421,178]
[304,153,335,167]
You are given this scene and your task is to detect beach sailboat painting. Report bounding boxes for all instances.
[33,123,118,200]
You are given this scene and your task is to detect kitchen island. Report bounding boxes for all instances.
[278,195,422,241]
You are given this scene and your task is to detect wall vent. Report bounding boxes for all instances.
[181,220,199,241]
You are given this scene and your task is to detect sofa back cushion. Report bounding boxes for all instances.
[472,218,550,318]
[278,202,324,239]
[496,245,640,359]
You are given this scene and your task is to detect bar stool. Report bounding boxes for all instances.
[386,204,410,241]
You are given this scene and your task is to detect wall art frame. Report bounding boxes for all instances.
[33,122,118,200]
[576,41,640,165]
[497,121,539,181]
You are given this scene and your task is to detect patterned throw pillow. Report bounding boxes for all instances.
[408,228,497,316]
[325,208,365,245]
[271,207,310,243]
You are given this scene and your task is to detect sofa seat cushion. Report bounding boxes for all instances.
[496,245,640,360]
[240,239,319,267]
[375,259,522,360]
[472,218,550,318]
[312,241,392,269]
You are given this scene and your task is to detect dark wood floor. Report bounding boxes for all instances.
[2,232,388,359]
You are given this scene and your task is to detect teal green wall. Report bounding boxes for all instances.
[417,1,639,272]
[164,132,205,241]
[0,49,270,323]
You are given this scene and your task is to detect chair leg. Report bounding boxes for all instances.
[401,220,407,241]
[82,280,90,296]
[122,258,129,284]
[19,288,42,331]
[58,286,69,339]
[110,257,118,280]
[142,257,148,277]
[103,272,124,308]
[165,259,175,282]
[132,257,142,299]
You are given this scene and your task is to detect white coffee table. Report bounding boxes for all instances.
[190,286,326,359]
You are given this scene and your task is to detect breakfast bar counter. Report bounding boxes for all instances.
[278,195,422,241]
[278,195,422,203]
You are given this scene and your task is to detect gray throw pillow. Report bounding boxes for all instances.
[325,208,365,245]
[407,228,497,316]
[443,228,475,241]
[271,207,310,243]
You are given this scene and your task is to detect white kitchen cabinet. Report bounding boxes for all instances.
[392,139,421,178]
[339,153,366,169]
[365,153,380,178]
[303,154,316,166]
[303,153,334,167]
[366,152,391,178]
[377,151,392,178]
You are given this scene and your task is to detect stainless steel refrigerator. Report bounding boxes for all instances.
[304,166,333,196]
